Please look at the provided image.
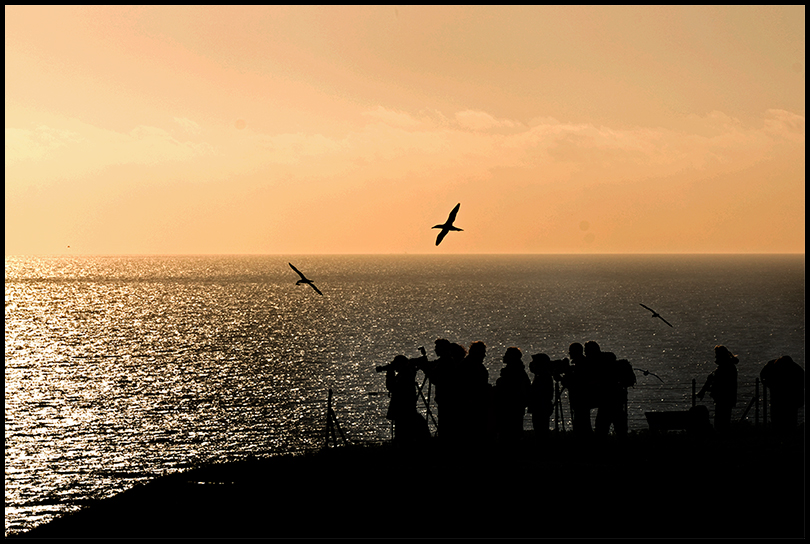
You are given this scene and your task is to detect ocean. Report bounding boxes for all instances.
[4,254,805,535]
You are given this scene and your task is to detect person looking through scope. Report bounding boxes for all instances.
[417,339,459,442]
[378,350,430,447]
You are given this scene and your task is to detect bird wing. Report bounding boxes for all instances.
[436,228,449,246]
[446,203,460,224]
[309,283,323,296]
[639,303,654,313]
[640,368,665,383]
[657,316,674,328]
[289,263,307,281]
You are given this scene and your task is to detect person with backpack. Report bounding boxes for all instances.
[760,355,805,433]
[594,351,636,438]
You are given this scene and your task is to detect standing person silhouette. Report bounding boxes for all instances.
[563,342,593,436]
[419,338,464,443]
[594,352,635,438]
[459,341,491,444]
[580,341,605,434]
[697,345,739,432]
[494,347,531,444]
[760,355,805,433]
[442,342,468,444]
[528,353,555,441]
[384,355,429,446]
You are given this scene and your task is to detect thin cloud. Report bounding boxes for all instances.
[455,109,521,131]
[362,106,424,128]
[173,116,202,135]
[5,126,82,163]
[6,107,803,192]
[763,109,805,141]
[127,125,212,165]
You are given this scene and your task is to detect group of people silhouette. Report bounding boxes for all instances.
[382,338,639,447]
[696,346,805,433]
[382,339,804,447]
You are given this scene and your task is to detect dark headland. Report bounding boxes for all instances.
[11,426,804,539]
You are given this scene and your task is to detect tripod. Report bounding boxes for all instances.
[385,373,437,443]
[323,388,348,448]
[416,374,439,436]
[553,380,567,432]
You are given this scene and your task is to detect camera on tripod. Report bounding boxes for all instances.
[549,357,571,382]
[375,362,398,373]
[375,347,427,373]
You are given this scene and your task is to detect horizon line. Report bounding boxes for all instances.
[5,251,805,258]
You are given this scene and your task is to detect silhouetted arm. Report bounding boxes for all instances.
[696,373,714,400]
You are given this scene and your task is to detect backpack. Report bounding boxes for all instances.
[618,360,636,388]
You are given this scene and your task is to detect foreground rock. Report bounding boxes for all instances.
[12,427,805,538]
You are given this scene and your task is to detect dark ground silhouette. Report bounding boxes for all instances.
[13,425,804,539]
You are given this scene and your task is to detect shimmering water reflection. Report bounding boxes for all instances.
[5,254,804,535]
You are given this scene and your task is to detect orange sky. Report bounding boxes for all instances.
[5,5,805,254]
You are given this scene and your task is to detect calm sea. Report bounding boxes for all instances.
[4,254,805,535]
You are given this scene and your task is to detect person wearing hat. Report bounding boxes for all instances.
[697,345,739,432]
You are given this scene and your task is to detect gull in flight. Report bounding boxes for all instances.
[637,368,664,383]
[433,203,463,246]
[289,263,323,296]
[639,304,673,327]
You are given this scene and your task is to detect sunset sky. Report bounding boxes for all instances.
[5,5,805,255]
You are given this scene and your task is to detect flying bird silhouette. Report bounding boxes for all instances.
[433,203,463,246]
[637,368,664,383]
[289,263,323,296]
[639,304,673,327]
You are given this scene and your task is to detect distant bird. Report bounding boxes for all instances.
[639,303,673,327]
[289,263,323,296]
[433,203,463,246]
[637,368,664,383]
